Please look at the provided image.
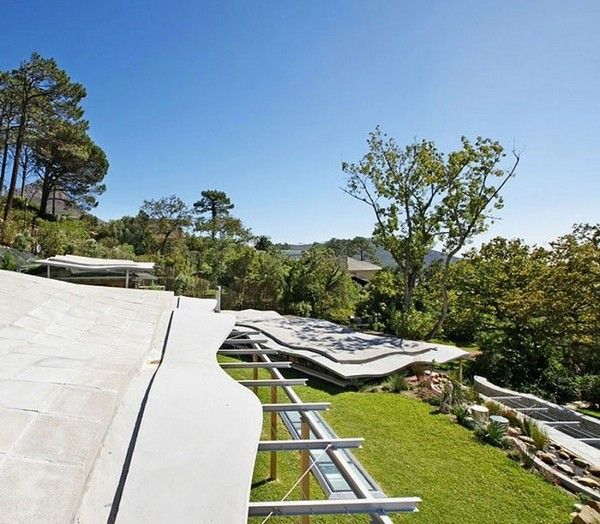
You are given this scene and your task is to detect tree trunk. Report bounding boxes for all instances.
[38,169,52,217]
[426,249,460,339]
[19,151,29,197]
[0,138,8,197]
[3,101,27,221]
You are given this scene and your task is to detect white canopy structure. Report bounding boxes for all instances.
[231,309,468,385]
[37,254,155,288]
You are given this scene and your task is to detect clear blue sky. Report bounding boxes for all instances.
[1,1,599,246]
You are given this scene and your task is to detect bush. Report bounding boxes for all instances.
[452,403,470,426]
[579,375,600,407]
[385,373,408,393]
[485,400,504,417]
[521,418,549,450]
[1,252,17,271]
[389,309,435,340]
[474,420,509,448]
[12,231,32,251]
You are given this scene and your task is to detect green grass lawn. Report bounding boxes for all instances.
[578,407,600,420]
[220,358,574,524]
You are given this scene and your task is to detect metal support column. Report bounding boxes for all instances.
[125,269,129,289]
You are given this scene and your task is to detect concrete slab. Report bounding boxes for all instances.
[231,310,467,381]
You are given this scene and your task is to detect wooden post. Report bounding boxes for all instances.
[252,354,258,395]
[299,415,310,524]
[269,385,277,480]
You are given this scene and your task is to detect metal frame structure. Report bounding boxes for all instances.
[218,336,421,523]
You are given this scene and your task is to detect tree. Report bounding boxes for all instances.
[282,247,359,322]
[343,128,519,337]
[426,137,520,338]
[323,236,379,263]
[32,120,108,217]
[343,128,447,315]
[140,195,192,254]
[193,190,234,240]
[2,53,86,221]
[254,235,273,251]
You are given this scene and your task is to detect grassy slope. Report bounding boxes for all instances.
[220,359,573,524]
[579,408,600,420]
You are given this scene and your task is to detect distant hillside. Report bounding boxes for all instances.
[280,239,459,267]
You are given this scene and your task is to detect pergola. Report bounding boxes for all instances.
[219,330,421,523]
[37,254,156,288]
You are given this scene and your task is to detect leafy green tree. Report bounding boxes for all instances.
[140,195,192,254]
[343,127,519,338]
[32,121,108,217]
[2,53,86,221]
[283,247,359,322]
[254,235,273,251]
[323,236,379,263]
[193,190,234,240]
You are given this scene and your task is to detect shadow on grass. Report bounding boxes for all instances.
[251,477,274,489]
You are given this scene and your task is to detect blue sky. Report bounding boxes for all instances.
[1,1,599,246]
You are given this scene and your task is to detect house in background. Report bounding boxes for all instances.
[345,256,381,285]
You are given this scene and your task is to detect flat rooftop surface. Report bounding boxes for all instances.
[0,270,173,523]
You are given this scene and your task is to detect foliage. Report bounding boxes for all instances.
[474,420,509,448]
[35,218,88,256]
[384,373,408,393]
[578,375,600,407]
[485,400,504,417]
[282,247,359,322]
[342,127,519,338]
[521,418,549,451]
[1,251,17,270]
[140,195,192,254]
[452,403,470,426]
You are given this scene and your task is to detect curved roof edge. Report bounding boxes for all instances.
[115,309,263,523]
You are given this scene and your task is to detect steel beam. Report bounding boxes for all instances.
[218,348,278,355]
[220,362,291,369]
[247,498,422,516]
[262,402,330,412]
[223,338,269,345]
[239,378,307,388]
[258,438,363,451]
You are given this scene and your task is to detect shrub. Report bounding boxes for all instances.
[452,403,470,426]
[474,420,509,448]
[12,231,31,251]
[521,418,549,450]
[485,400,504,417]
[385,373,408,393]
[501,406,521,427]
[389,309,435,340]
[579,375,600,407]
[1,252,17,271]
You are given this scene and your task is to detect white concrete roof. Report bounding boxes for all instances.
[231,310,467,381]
[38,254,155,272]
[116,308,261,523]
[0,272,260,523]
[0,270,173,523]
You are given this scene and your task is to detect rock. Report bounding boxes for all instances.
[589,500,600,513]
[574,503,583,511]
[520,436,535,445]
[559,450,571,460]
[470,405,489,426]
[508,426,522,437]
[572,505,600,524]
[574,457,590,469]
[558,463,575,475]
[589,465,600,478]
[536,451,556,465]
[574,476,600,489]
